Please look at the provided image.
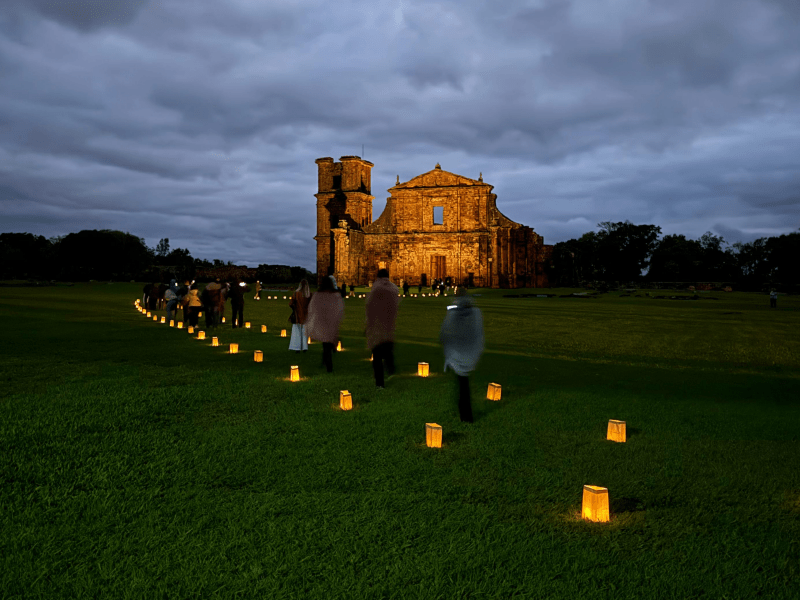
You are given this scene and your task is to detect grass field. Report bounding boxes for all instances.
[1,283,799,599]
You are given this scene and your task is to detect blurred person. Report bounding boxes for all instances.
[203,279,224,327]
[288,279,312,352]
[340,281,347,299]
[306,276,344,373]
[770,289,778,308]
[365,268,400,389]
[229,279,250,328]
[142,282,152,308]
[439,287,484,423]
[254,281,262,300]
[402,280,410,296]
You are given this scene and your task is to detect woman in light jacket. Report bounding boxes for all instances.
[288,279,312,353]
[306,276,344,373]
[185,286,203,327]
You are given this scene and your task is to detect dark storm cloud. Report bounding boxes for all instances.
[1,0,799,269]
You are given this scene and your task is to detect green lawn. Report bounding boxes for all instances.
[1,283,799,599]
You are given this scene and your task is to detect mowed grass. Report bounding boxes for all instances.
[1,284,799,599]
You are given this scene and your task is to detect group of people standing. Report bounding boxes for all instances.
[290,269,484,423]
[143,278,251,329]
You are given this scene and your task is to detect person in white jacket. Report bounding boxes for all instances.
[439,287,484,423]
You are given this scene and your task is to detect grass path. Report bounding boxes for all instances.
[1,284,799,598]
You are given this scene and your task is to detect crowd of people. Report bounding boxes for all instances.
[142,278,251,329]
[143,270,484,423]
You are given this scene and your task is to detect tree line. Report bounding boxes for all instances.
[0,229,314,284]
[549,221,800,291]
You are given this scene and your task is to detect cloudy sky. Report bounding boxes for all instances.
[2,0,799,269]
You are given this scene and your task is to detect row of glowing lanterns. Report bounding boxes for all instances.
[134,299,622,522]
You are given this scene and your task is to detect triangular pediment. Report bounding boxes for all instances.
[392,166,484,190]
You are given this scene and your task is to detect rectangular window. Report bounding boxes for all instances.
[332,175,341,189]
[433,206,444,225]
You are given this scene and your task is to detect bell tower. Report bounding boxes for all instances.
[314,156,374,284]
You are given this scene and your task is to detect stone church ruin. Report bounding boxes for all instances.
[314,156,552,288]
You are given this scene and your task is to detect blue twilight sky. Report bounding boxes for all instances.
[1,0,799,269]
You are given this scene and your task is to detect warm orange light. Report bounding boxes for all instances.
[261,325,267,333]
[339,390,352,410]
[198,312,203,318]
[254,350,263,362]
[290,365,299,382]
[307,337,311,344]
[221,317,226,323]
[160,316,166,323]
[281,329,287,337]
[169,320,175,327]
[487,383,502,401]
[425,423,442,448]
[153,315,158,321]
[229,343,238,354]
[418,362,429,377]
[607,420,627,443]
[197,331,206,340]
[337,341,342,351]
[211,337,219,347]
[146,311,151,317]
[245,322,251,329]
[188,326,194,334]
[582,485,610,522]
[178,322,184,329]
[370,353,373,362]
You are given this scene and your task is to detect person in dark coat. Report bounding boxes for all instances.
[365,269,400,388]
[203,280,224,327]
[142,283,153,309]
[339,282,347,298]
[229,279,250,328]
[402,280,410,296]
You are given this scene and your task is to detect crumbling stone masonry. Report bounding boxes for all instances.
[315,156,552,288]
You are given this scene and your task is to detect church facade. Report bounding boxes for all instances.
[314,156,552,289]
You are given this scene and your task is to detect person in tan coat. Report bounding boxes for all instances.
[306,276,344,372]
[288,279,312,352]
[365,268,400,388]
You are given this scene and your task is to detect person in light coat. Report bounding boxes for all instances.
[306,276,345,373]
[439,287,484,423]
[365,268,400,388]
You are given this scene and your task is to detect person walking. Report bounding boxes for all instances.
[770,289,778,308]
[203,279,224,327]
[185,285,202,326]
[306,276,344,373]
[439,287,484,423]
[402,280,410,296]
[164,279,179,324]
[229,279,250,328]
[254,281,262,300]
[288,279,312,353]
[339,281,347,299]
[365,269,400,389]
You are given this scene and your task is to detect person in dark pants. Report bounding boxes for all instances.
[439,287,484,423]
[306,276,345,373]
[228,279,250,327]
[366,268,400,388]
[770,289,778,308]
